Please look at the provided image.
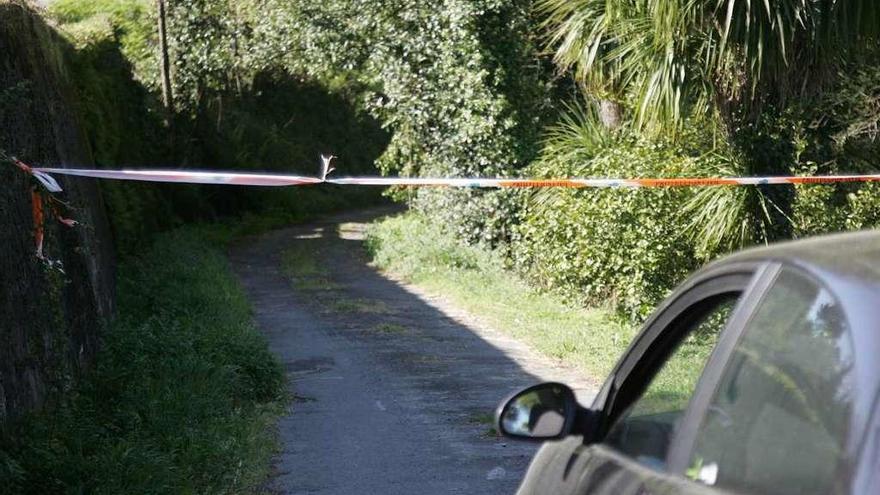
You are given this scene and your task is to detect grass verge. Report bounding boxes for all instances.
[365,212,638,382]
[0,228,285,494]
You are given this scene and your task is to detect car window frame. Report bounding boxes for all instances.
[594,261,775,472]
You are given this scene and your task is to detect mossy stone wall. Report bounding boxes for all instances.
[0,0,114,424]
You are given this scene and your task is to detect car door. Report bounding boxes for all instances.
[515,262,769,495]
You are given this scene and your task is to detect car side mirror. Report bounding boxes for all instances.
[495,382,594,441]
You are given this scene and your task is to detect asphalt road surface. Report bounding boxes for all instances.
[229,207,594,495]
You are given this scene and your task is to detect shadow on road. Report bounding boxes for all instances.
[229,207,568,495]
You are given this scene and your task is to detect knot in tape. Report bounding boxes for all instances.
[11,157,63,192]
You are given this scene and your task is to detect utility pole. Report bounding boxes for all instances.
[157,0,173,116]
[156,0,175,158]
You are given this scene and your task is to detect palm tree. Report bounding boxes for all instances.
[536,0,878,247]
[538,0,877,130]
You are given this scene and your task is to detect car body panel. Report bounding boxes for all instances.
[517,441,720,495]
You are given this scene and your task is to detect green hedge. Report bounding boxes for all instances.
[512,110,716,320]
[791,64,880,237]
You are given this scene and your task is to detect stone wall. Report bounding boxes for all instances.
[0,0,115,424]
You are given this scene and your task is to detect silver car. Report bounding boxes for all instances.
[497,230,880,495]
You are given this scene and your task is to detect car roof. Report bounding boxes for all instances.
[711,229,880,282]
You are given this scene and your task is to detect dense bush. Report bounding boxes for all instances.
[512,107,720,320]
[791,63,880,237]
[514,83,880,320]
[0,228,284,494]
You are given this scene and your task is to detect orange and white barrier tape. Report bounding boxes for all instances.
[9,153,880,260]
[33,167,323,186]
[10,154,880,190]
[327,175,880,188]
[11,157,73,263]
[27,168,880,189]
[13,157,63,192]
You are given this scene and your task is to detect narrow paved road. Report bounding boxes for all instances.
[229,208,594,495]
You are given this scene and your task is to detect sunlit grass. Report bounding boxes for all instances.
[366,213,639,382]
[330,298,393,315]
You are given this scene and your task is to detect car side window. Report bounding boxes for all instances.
[686,268,854,495]
[604,295,738,470]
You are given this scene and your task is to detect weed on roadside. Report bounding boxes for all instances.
[281,243,320,276]
[329,298,393,315]
[295,277,346,291]
[371,323,408,334]
[467,414,500,439]
[281,244,348,292]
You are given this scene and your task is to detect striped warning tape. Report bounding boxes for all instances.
[9,153,880,191]
[12,158,63,192]
[8,154,880,260]
[34,167,323,187]
[27,167,880,190]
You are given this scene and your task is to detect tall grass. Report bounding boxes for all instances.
[0,229,285,495]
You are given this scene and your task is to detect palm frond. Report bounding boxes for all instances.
[538,0,879,131]
[528,100,621,216]
[679,150,786,256]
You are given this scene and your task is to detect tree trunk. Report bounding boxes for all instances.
[157,0,173,115]
[599,99,622,130]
